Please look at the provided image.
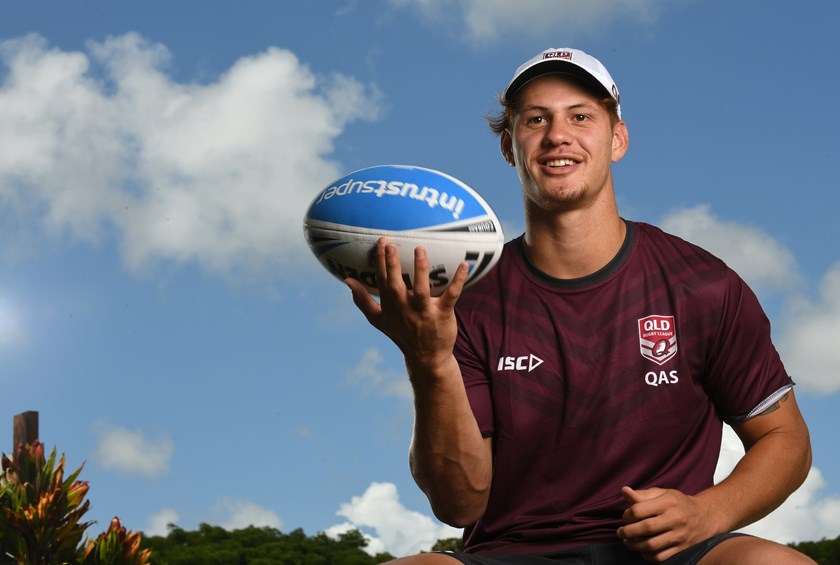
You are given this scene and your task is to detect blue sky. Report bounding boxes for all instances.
[1,0,839,557]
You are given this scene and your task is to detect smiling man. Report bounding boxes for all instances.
[347,48,814,565]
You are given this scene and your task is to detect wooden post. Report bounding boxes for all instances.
[13,411,39,450]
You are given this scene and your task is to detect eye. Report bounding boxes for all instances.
[572,114,589,122]
[526,115,546,125]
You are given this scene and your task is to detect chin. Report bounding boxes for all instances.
[526,187,590,213]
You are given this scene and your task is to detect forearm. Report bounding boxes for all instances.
[407,354,492,527]
[699,424,812,534]
[620,395,812,562]
[345,240,489,526]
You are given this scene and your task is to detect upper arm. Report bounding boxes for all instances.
[731,390,811,458]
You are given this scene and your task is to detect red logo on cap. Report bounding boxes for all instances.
[543,51,572,61]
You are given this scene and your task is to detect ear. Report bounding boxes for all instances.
[500,129,515,166]
[611,121,629,163]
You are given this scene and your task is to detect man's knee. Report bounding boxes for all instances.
[384,553,460,564]
[700,535,816,565]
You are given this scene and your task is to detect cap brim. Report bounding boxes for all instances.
[505,61,610,102]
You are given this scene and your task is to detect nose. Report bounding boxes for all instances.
[543,118,570,146]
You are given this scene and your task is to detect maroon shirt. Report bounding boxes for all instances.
[453,221,792,554]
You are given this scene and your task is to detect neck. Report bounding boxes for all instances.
[522,200,626,280]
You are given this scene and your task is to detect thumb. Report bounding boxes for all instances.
[346,278,382,325]
[621,486,643,504]
[621,485,666,504]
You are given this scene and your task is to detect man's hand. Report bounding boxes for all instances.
[346,237,469,371]
[617,486,718,563]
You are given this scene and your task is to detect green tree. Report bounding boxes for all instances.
[429,537,463,553]
[790,535,840,565]
[141,525,396,564]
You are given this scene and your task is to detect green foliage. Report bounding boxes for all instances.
[429,537,463,553]
[790,535,840,565]
[1,442,92,564]
[141,524,396,565]
[79,518,152,565]
[0,441,150,565]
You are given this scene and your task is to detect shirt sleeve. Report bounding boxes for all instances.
[454,314,495,437]
[703,269,794,425]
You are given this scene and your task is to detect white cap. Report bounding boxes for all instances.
[504,48,621,118]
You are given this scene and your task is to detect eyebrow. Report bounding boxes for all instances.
[519,101,597,113]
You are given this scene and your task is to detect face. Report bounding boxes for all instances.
[501,74,628,214]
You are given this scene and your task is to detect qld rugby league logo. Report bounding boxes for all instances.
[638,315,678,365]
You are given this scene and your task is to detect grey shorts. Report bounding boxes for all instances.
[439,533,748,565]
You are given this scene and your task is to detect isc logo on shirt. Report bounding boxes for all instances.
[497,354,544,372]
[638,314,678,365]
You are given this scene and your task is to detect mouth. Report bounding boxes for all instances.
[544,158,579,169]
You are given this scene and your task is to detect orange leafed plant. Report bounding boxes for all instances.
[0,441,151,565]
[80,517,152,565]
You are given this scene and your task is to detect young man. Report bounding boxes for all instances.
[346,48,814,564]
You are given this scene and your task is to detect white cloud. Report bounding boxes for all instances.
[776,262,840,394]
[94,424,173,478]
[327,481,461,557]
[660,205,800,293]
[715,425,840,543]
[744,467,840,544]
[146,508,180,537]
[713,425,746,486]
[0,295,23,348]
[0,33,382,275]
[345,347,412,398]
[388,0,664,43]
[216,498,283,531]
[324,521,389,556]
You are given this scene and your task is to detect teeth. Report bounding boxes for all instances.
[547,159,576,167]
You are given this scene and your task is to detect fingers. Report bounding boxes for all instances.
[618,487,698,562]
[621,486,668,527]
[374,238,441,301]
[619,487,668,541]
[619,510,677,562]
[365,236,466,303]
[439,262,470,310]
[375,238,406,298]
[412,246,431,300]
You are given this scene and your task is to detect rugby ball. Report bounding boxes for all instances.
[303,165,504,296]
